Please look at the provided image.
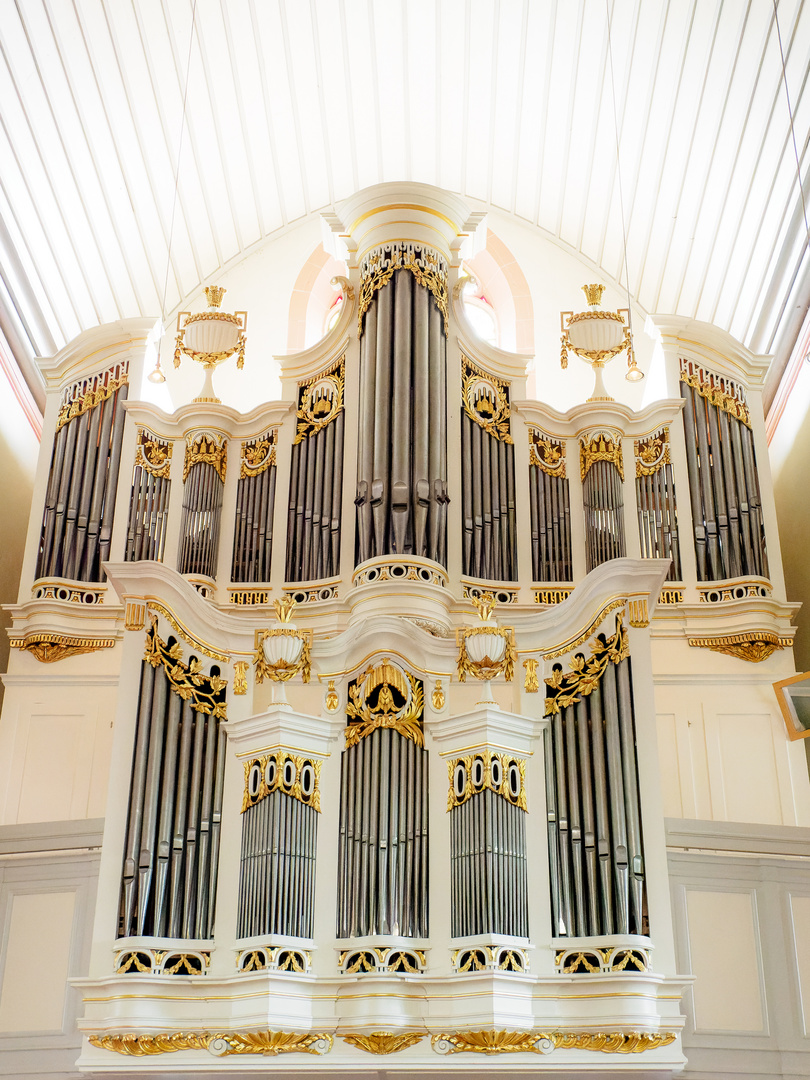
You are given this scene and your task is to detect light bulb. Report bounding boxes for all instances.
[625,365,644,382]
[147,365,166,384]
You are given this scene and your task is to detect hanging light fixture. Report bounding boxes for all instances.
[559,284,642,401]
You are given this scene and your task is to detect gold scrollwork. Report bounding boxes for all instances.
[680,367,750,428]
[530,430,565,477]
[345,658,424,748]
[634,428,670,477]
[542,598,626,660]
[544,614,629,716]
[523,658,539,692]
[580,429,623,482]
[135,428,172,478]
[462,355,513,442]
[56,367,128,432]
[294,356,345,443]
[144,615,227,719]
[342,1032,426,1055]
[687,631,791,663]
[431,679,445,710]
[447,750,527,811]
[9,633,116,663]
[241,751,322,814]
[241,430,277,477]
[431,1030,676,1055]
[183,431,227,483]
[88,1031,333,1057]
[358,242,448,336]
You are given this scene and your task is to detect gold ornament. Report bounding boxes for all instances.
[88,1030,332,1057]
[432,1029,676,1056]
[240,431,277,477]
[345,658,424,748]
[184,431,227,483]
[233,661,248,695]
[627,598,649,628]
[325,679,340,711]
[687,631,790,663]
[358,242,448,336]
[10,633,116,663]
[294,356,345,443]
[144,616,227,719]
[634,428,670,477]
[544,614,629,716]
[523,658,539,692]
[431,679,445,711]
[146,600,229,662]
[446,750,526,811]
[56,366,128,432]
[680,367,750,427]
[341,1032,425,1055]
[529,430,565,477]
[461,355,513,443]
[240,751,321,814]
[580,429,624,482]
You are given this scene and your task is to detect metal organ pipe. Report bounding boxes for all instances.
[680,372,769,581]
[355,251,448,567]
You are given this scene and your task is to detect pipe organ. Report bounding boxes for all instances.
[9,187,797,1077]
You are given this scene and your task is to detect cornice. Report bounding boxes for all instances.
[513,398,684,438]
[36,317,155,391]
[123,399,293,440]
[652,315,771,387]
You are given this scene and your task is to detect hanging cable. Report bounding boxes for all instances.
[773,1,810,281]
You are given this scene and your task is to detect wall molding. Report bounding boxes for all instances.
[0,818,104,856]
[665,817,810,859]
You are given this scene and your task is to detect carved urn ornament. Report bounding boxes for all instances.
[254,597,312,707]
[174,285,247,403]
[456,592,516,705]
[559,284,642,401]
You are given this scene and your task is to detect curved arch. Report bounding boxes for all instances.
[287,245,348,352]
[465,229,534,355]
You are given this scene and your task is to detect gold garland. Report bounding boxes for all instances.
[294,356,345,443]
[680,368,750,428]
[446,750,527,811]
[341,1032,426,1055]
[544,614,628,716]
[135,429,172,478]
[145,599,229,663]
[345,658,425,748]
[358,243,448,336]
[144,616,227,719]
[635,429,670,477]
[240,431,277,477]
[462,355,513,443]
[88,1031,332,1057]
[432,1030,676,1055]
[580,430,623,482]
[529,430,565,477]
[56,370,128,432]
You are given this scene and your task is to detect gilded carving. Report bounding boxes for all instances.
[341,1032,425,1055]
[241,751,322,814]
[183,431,227,483]
[325,679,340,711]
[659,588,684,604]
[358,242,448,336]
[124,600,147,630]
[294,356,345,443]
[431,1030,675,1055]
[9,633,116,663]
[135,428,172,478]
[88,1031,332,1057]
[680,364,750,427]
[523,658,539,692]
[431,678,445,710]
[233,660,248,695]
[240,430,277,477]
[634,428,670,477]
[144,615,227,719]
[462,355,513,443]
[627,598,649,628]
[56,364,129,432]
[544,614,629,716]
[580,429,624,482]
[529,430,566,477]
[432,1031,549,1055]
[542,597,626,660]
[145,599,229,662]
[447,751,527,811]
[254,629,312,684]
[345,658,424,748]
[456,626,517,683]
[687,631,790,663]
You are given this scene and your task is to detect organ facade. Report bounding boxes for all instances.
[0,185,806,1077]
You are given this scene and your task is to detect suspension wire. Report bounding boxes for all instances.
[773,0,810,289]
[604,0,634,340]
[159,0,199,331]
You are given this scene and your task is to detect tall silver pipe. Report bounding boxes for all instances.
[98,384,128,570]
[135,667,169,935]
[588,685,614,930]
[207,726,225,937]
[706,399,731,570]
[356,300,377,565]
[330,410,344,574]
[691,387,721,577]
[377,731,391,933]
[48,415,79,576]
[38,421,69,577]
[371,283,393,555]
[564,704,585,935]
[602,662,629,934]
[169,700,195,937]
[412,281,430,557]
[616,658,645,933]
[195,712,218,938]
[575,697,599,934]
[319,421,335,578]
[427,297,444,563]
[181,708,207,938]
[680,385,708,578]
[122,661,155,935]
[154,690,182,935]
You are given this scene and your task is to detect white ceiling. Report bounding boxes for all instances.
[1,0,810,389]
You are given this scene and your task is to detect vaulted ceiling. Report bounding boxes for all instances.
[1,0,810,403]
